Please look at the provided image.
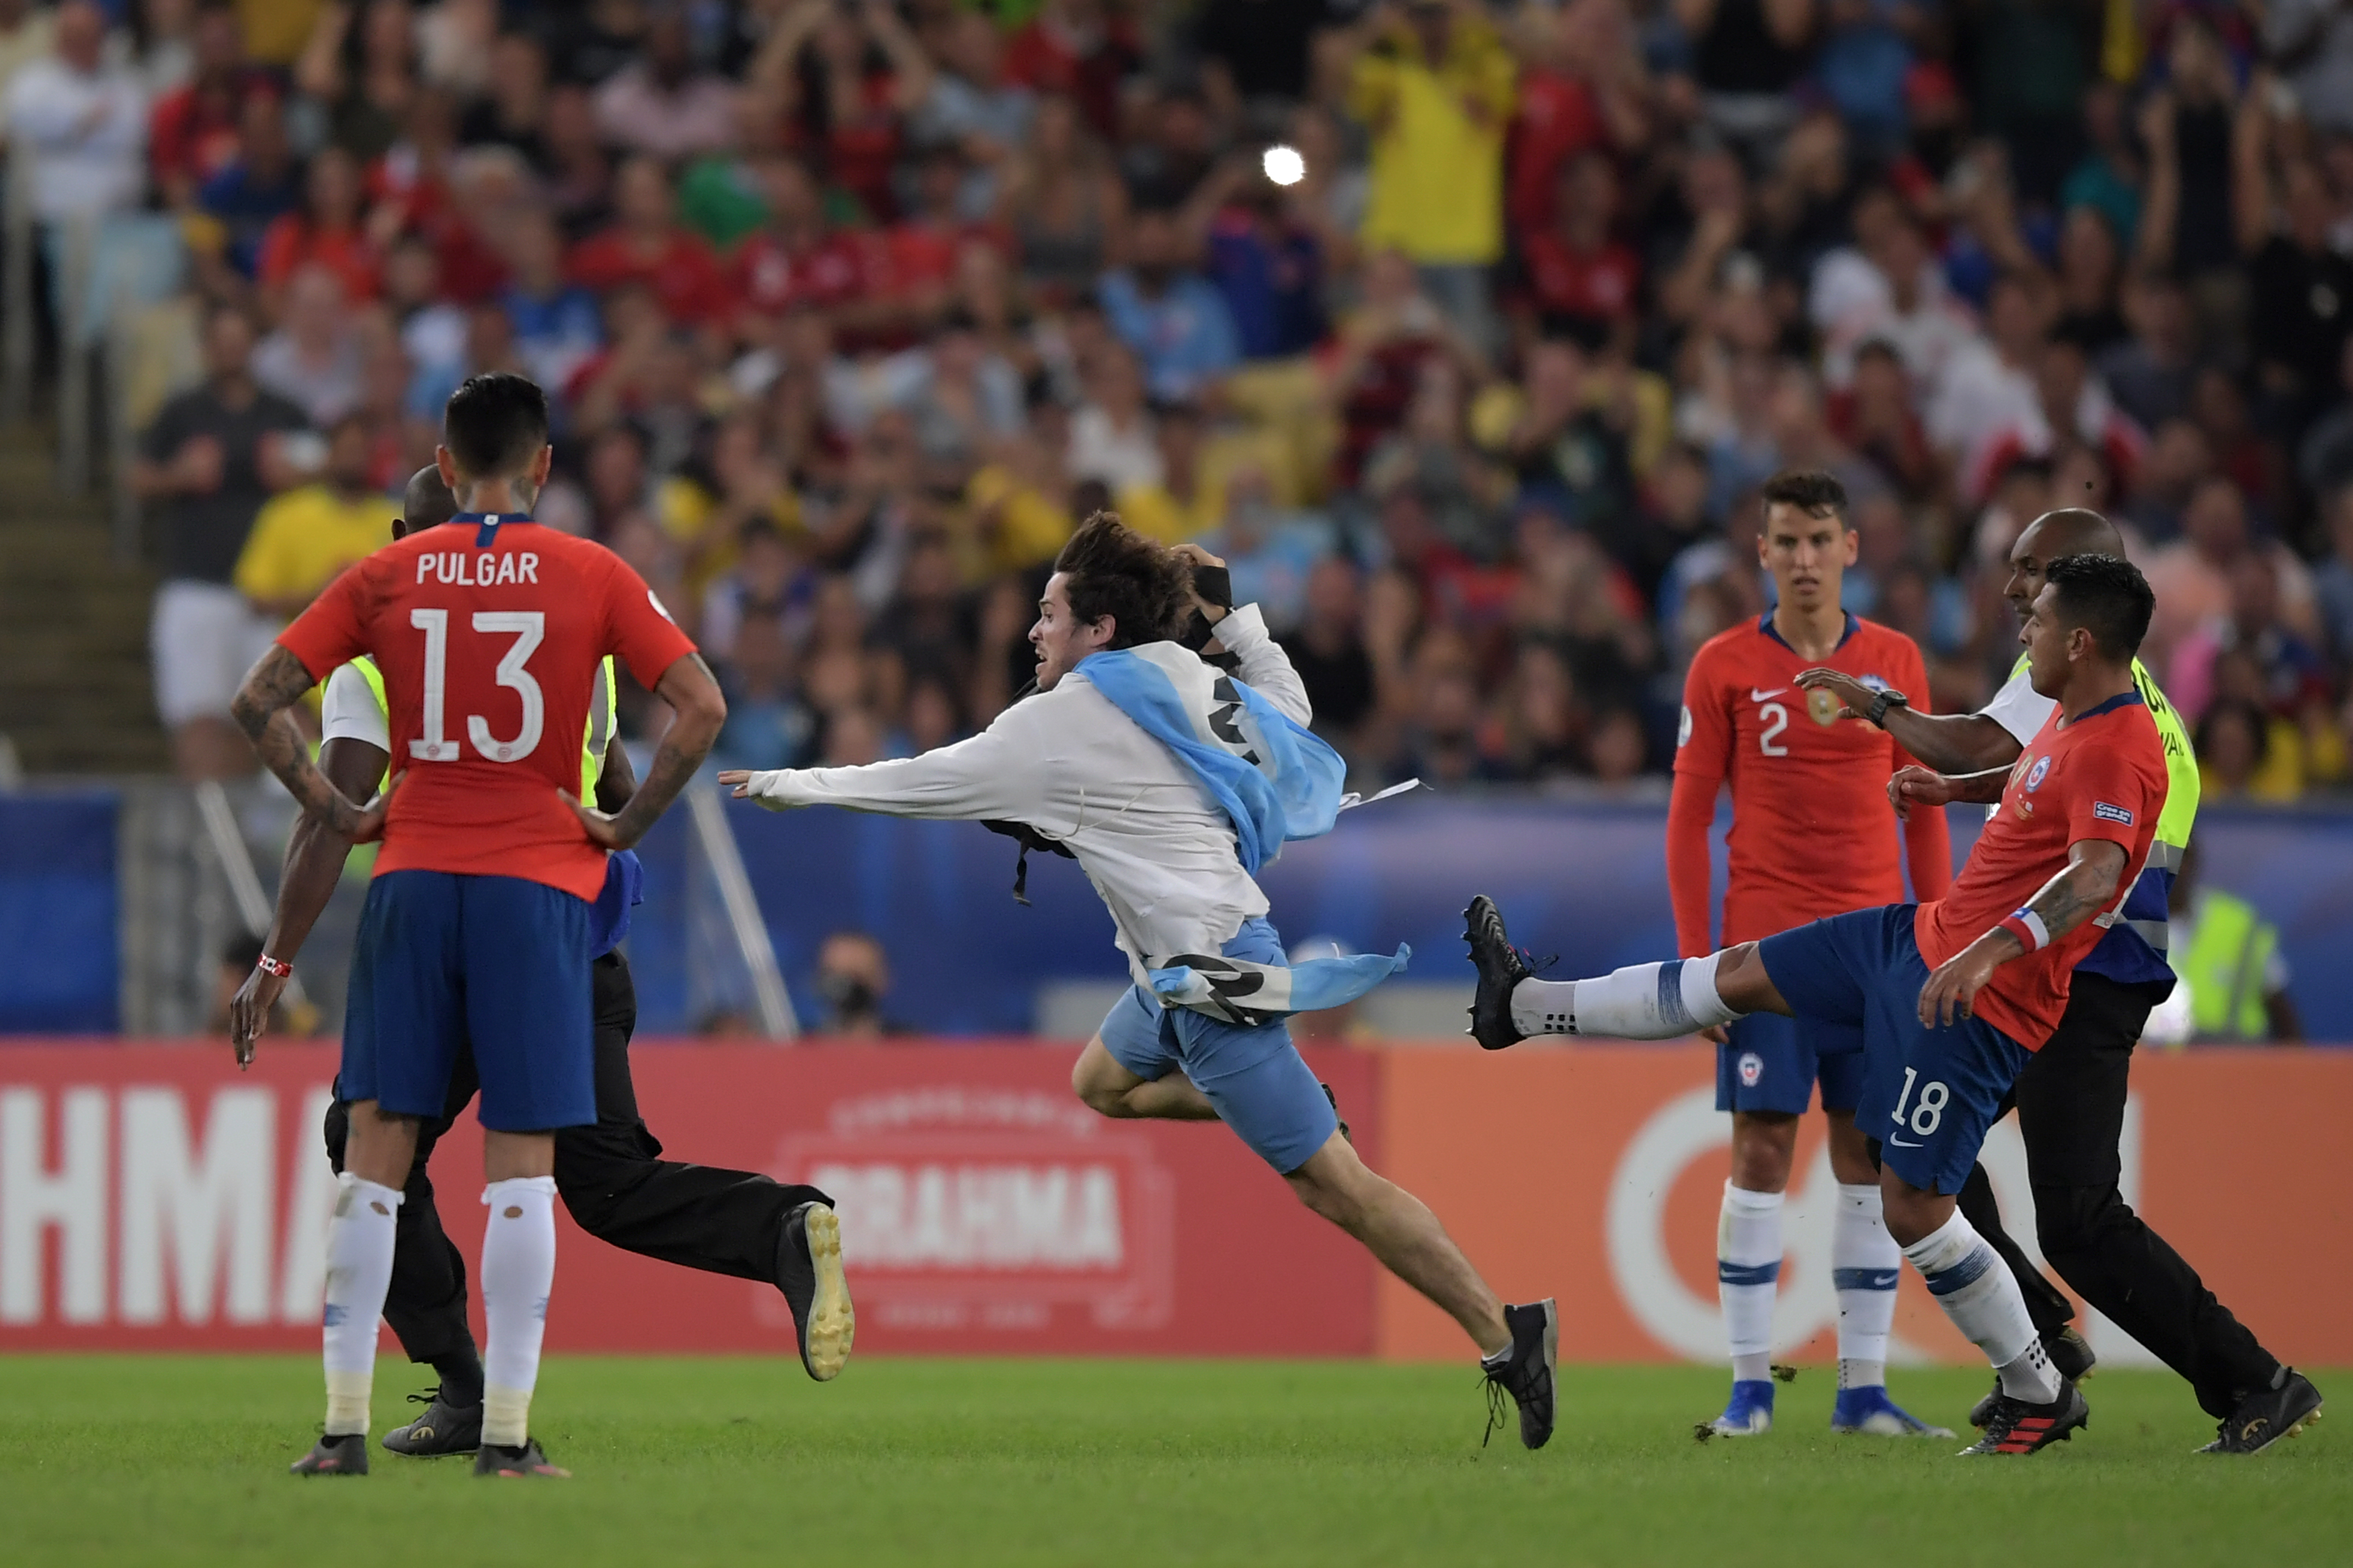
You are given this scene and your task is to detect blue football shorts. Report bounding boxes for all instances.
[1715,1009,1866,1116]
[342,870,596,1132]
[1757,905,2032,1195]
[1096,916,1341,1175]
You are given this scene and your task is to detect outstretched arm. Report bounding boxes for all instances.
[723,698,1060,823]
[569,653,724,850]
[1916,839,2128,1026]
[229,735,389,1064]
[230,646,391,841]
[1795,667,2026,774]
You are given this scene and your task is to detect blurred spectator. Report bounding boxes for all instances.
[195,89,303,280]
[5,1,148,224]
[713,609,815,774]
[594,5,740,161]
[499,208,606,393]
[1195,145,1332,361]
[1514,151,1641,350]
[997,93,1125,310]
[1195,466,1334,632]
[753,0,934,225]
[253,263,366,425]
[811,930,906,1038]
[233,412,399,622]
[146,1,251,210]
[257,144,378,304]
[1005,0,1135,140]
[1344,0,1517,352]
[1287,556,1378,743]
[1684,0,1817,169]
[132,306,309,780]
[2098,272,2199,434]
[567,156,733,327]
[1097,206,1241,401]
[912,11,1033,219]
[294,0,420,163]
[0,0,56,120]
[2314,484,2353,663]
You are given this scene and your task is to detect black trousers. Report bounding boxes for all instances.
[323,948,831,1367]
[1955,971,2278,1418]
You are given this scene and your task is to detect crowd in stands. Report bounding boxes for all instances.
[13,0,2353,801]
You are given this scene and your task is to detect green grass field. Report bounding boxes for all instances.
[0,1356,2339,1567]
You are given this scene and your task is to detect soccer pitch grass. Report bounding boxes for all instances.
[0,1357,2340,1567]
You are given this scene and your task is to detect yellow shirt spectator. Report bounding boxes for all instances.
[234,481,398,620]
[968,460,1074,574]
[1349,11,1517,266]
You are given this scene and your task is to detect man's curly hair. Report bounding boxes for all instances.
[1053,511,1192,648]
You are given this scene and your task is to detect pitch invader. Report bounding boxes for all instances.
[1670,471,1952,1439]
[1472,554,2171,1454]
[231,374,723,1477]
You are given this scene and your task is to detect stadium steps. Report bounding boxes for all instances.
[0,428,170,775]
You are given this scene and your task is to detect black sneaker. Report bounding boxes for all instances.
[1481,1298,1559,1450]
[474,1438,569,1478]
[2200,1368,2323,1454]
[290,1432,368,1476]
[382,1386,483,1456]
[1462,896,1533,1051]
[1968,1327,2096,1427]
[1321,1083,1351,1145]
[1958,1379,2088,1455]
[776,1201,855,1382]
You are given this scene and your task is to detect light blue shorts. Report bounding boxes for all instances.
[1097,917,1341,1175]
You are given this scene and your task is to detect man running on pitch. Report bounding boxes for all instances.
[231,466,850,1462]
[723,515,1560,1448]
[1468,554,2167,1454]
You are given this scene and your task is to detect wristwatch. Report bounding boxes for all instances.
[1866,688,1909,727]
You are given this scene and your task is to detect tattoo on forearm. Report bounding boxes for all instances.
[231,647,362,833]
[2025,851,2125,943]
[1947,766,2011,805]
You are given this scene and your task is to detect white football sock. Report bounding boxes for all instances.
[320,1174,401,1435]
[479,1175,559,1448]
[1901,1209,2060,1403]
[1833,1182,1899,1389]
[1718,1183,1782,1384]
[1509,953,1744,1039]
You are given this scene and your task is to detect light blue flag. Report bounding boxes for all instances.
[1077,643,1409,1022]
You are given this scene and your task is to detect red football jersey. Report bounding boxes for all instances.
[278,518,699,901]
[1915,689,2167,1048]
[1671,615,1951,952]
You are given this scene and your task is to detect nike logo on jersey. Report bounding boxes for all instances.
[1888,1134,1925,1147]
[1750,687,1788,700]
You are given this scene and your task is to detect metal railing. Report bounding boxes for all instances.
[686,780,799,1040]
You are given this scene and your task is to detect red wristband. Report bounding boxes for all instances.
[255,953,292,978]
[1997,910,2046,953]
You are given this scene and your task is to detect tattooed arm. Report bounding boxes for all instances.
[567,652,725,850]
[1885,764,2013,818]
[229,646,394,840]
[1915,839,2128,1027]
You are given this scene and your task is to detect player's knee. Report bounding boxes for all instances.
[1070,1045,1137,1118]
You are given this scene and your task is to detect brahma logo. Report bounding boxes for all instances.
[774,1087,1175,1335]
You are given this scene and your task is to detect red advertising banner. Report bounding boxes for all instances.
[0,1042,1379,1358]
[1374,1044,2353,1368]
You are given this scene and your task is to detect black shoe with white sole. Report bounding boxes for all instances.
[1482,1298,1559,1450]
[1462,896,1534,1052]
[776,1201,855,1382]
[2200,1368,2323,1454]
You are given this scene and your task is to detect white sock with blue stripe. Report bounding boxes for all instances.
[1901,1209,2060,1403]
[1833,1182,1899,1390]
[1509,954,1744,1039]
[1718,1184,1782,1383]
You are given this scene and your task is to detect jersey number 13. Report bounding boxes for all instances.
[408,608,545,764]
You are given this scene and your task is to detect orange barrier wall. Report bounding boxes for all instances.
[1375,1044,2353,1366]
[1,1040,2346,1366]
